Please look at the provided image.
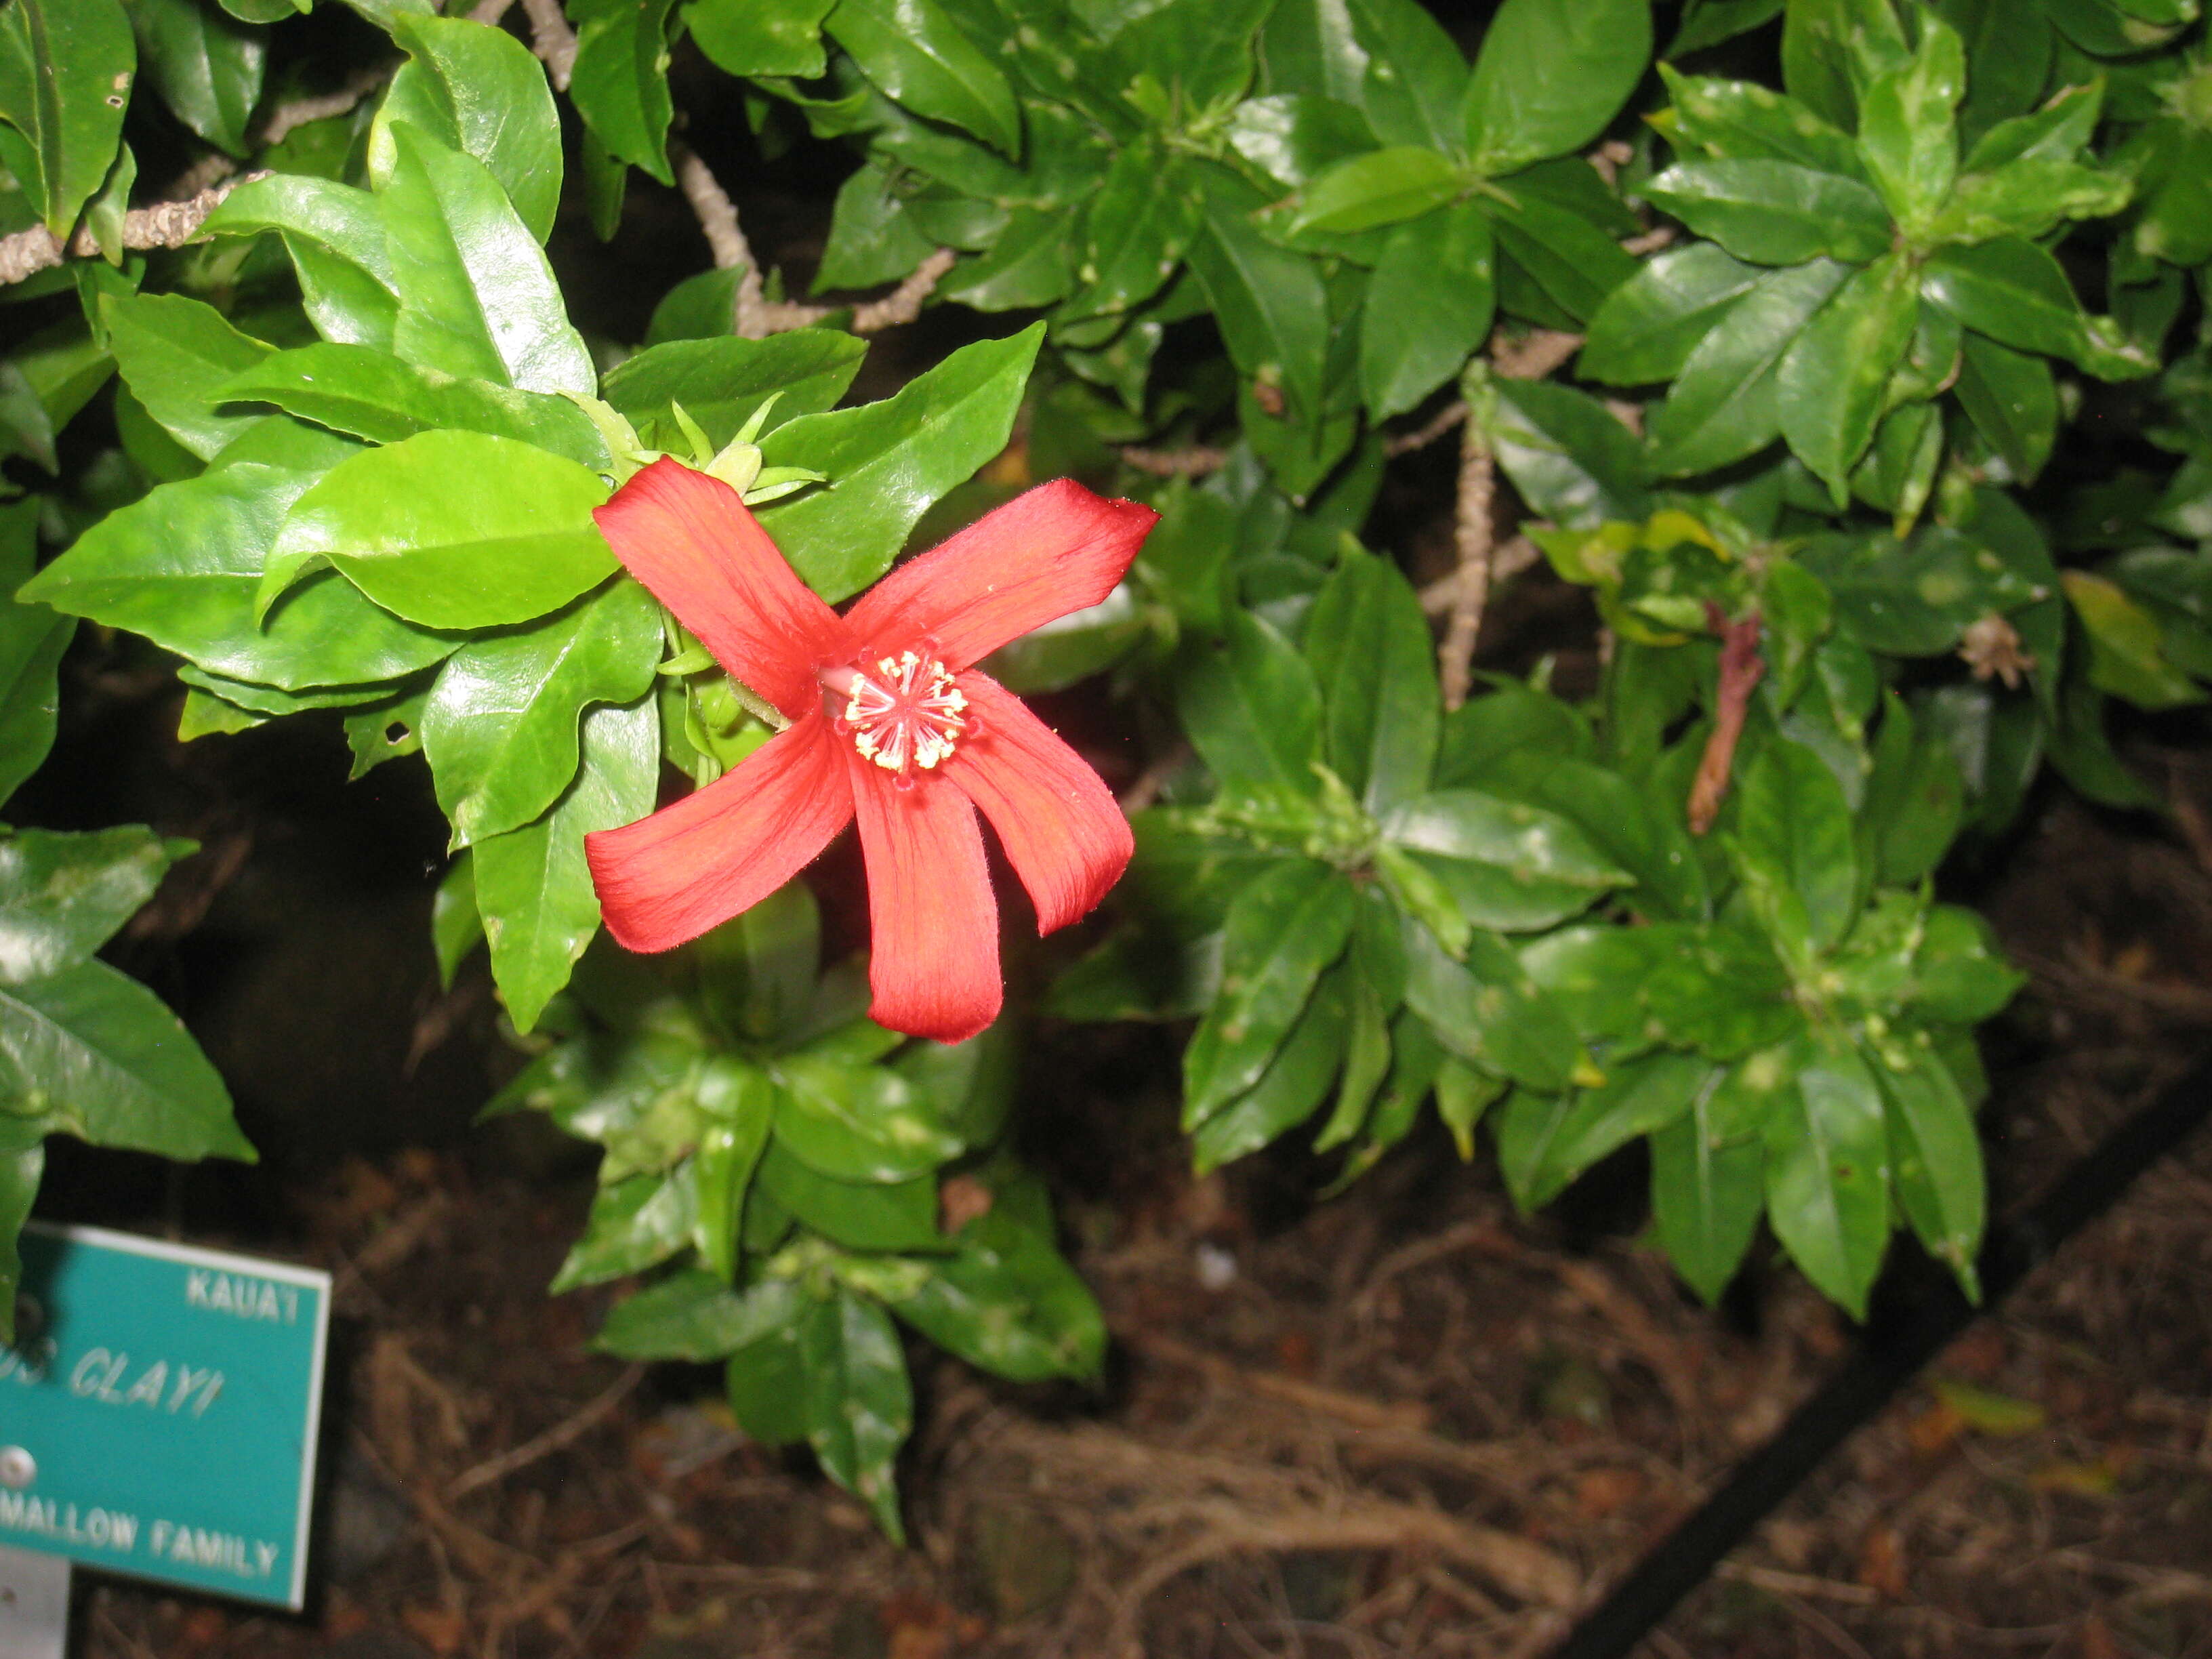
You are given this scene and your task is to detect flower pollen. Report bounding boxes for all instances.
[836,650,968,774]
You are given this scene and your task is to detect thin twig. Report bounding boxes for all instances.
[1490,327,1583,383]
[447,1364,647,1502]
[1419,537,1538,615]
[1120,1326,1433,1433]
[516,0,578,89]
[1118,742,1191,813]
[1439,382,1495,712]
[1385,400,1469,457]
[1120,445,1230,477]
[0,173,265,286]
[1687,609,1765,834]
[256,63,391,147]
[672,140,751,272]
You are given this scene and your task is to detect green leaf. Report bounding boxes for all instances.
[1485,185,1636,323]
[432,852,480,989]
[1185,165,1330,423]
[0,827,174,985]
[1489,377,1650,527]
[940,207,1076,312]
[1853,11,1963,230]
[215,343,610,466]
[758,1145,939,1252]
[0,501,72,806]
[1763,1029,1889,1319]
[1780,0,1906,130]
[1907,904,2022,1024]
[1879,1036,1984,1296]
[0,0,134,237]
[1649,1078,1763,1304]
[367,14,564,243]
[103,292,274,462]
[1656,66,1864,178]
[1436,676,1593,785]
[1952,332,2056,483]
[551,1165,698,1290]
[123,0,262,156]
[1291,147,1465,234]
[1670,0,1784,53]
[2064,571,2204,710]
[1060,140,1198,320]
[1499,1050,1712,1209]
[1345,0,1467,150]
[420,579,661,848]
[605,331,867,452]
[1302,549,1439,811]
[1223,91,1378,189]
[1191,965,1349,1170]
[814,158,937,290]
[755,325,1040,602]
[1314,891,1401,1150]
[1462,0,1652,176]
[1641,160,1893,266]
[826,0,1019,156]
[692,880,821,1042]
[1383,787,1631,920]
[0,957,249,1161]
[265,430,612,631]
[1478,752,1711,922]
[473,695,659,1032]
[18,463,459,691]
[1778,251,1919,504]
[1579,243,1764,387]
[199,175,403,351]
[567,0,678,184]
[0,1141,37,1343]
[1360,201,1494,419]
[1399,914,1582,1090]
[1178,610,1324,800]
[1862,694,1965,884]
[1933,0,2053,146]
[596,1269,804,1359]
[888,1208,1105,1381]
[382,123,596,397]
[772,1056,965,1182]
[686,0,836,77]
[1731,736,1858,960]
[1920,238,2154,382]
[800,1288,912,1540]
[1183,859,1355,1125]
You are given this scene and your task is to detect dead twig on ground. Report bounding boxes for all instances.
[1121,1326,1435,1432]
[448,1364,647,1502]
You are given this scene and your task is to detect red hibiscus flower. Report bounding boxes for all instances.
[583,458,1157,1044]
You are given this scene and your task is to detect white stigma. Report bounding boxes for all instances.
[837,651,967,774]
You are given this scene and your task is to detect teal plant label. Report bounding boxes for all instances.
[0,1224,330,1609]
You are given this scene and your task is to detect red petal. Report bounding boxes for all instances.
[945,674,1132,934]
[593,457,850,722]
[586,716,852,953]
[847,756,1002,1042]
[841,478,1158,670]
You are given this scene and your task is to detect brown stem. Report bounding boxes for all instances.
[1118,445,1229,478]
[0,173,266,287]
[1687,608,1766,835]
[516,0,578,89]
[1439,396,1496,711]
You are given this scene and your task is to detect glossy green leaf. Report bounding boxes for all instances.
[1105,0,1276,116]
[2065,571,2203,710]
[940,207,1076,312]
[1062,141,1198,319]
[103,293,274,462]
[215,343,609,466]
[1670,0,1784,52]
[0,1141,37,1343]
[0,827,174,985]
[800,1288,912,1540]
[1292,147,1465,234]
[1313,892,1401,1151]
[1302,550,1439,811]
[1731,736,1858,960]
[1183,859,1355,1125]
[1933,0,2052,145]
[827,0,1019,156]
[758,1145,940,1252]
[432,852,480,989]
[199,175,403,351]
[1223,92,1378,189]
[1763,1029,1889,1319]
[1485,186,1636,323]
[420,579,661,847]
[1185,165,1329,422]
[266,430,611,631]
[772,1055,964,1182]
[1907,904,2023,1024]
[0,0,133,237]
[1490,377,1649,528]
[1862,694,1965,885]
[1399,914,1581,1090]
[1192,966,1349,1170]
[1384,788,1629,903]
[551,1165,698,1290]
[889,1208,1105,1381]
[472,695,659,1032]
[1345,0,1467,150]
[1920,238,2154,382]
[605,331,865,453]
[1952,332,2056,483]
[686,0,836,77]
[367,14,563,243]
[755,324,1040,602]
[1479,752,1711,922]
[568,0,678,186]
[1178,609,1324,800]
[18,463,458,691]
[1641,160,1893,266]
[0,957,249,1162]
[1359,201,1493,419]
[123,0,262,156]
[1778,251,1919,503]
[1780,0,1906,130]
[381,123,596,397]
[596,1269,804,1359]
[1580,243,1764,387]
[0,501,71,807]
[1500,1050,1712,1209]
[814,157,937,290]
[1879,1036,1985,1296]
[1656,66,1864,178]
[1649,1075,1763,1304]
[1462,0,1652,176]
[1854,12,1963,230]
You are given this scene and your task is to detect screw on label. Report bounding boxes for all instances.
[0,1447,34,1488]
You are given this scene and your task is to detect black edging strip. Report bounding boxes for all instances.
[1549,1050,2212,1659]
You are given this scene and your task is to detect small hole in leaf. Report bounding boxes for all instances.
[386,722,409,745]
